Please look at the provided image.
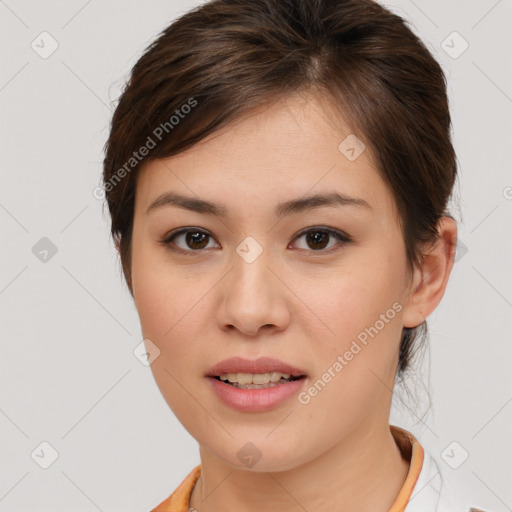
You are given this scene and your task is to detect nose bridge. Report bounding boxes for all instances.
[217,235,289,335]
[231,234,274,298]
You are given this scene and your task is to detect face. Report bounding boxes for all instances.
[130,92,418,471]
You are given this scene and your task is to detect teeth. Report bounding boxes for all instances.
[220,372,293,385]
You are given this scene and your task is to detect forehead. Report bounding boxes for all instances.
[134,93,395,220]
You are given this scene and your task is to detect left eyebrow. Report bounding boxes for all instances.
[145,191,372,218]
[275,192,372,217]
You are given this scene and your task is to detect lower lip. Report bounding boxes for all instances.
[207,376,307,412]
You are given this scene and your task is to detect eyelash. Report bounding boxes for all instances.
[159,226,353,256]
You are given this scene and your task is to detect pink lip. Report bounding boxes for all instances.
[206,376,307,412]
[205,356,308,413]
[206,356,307,377]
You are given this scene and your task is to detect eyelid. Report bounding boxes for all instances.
[160,226,353,255]
[159,227,218,254]
[290,226,353,253]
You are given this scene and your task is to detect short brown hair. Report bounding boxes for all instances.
[102,0,458,377]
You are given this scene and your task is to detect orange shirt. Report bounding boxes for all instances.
[150,425,469,511]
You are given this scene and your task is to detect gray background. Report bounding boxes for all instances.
[1,0,511,510]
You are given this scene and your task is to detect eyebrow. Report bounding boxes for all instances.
[145,191,372,218]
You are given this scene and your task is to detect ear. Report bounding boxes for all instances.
[402,216,458,328]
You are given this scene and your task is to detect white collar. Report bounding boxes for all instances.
[405,448,471,511]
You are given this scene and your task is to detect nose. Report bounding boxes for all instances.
[216,246,291,338]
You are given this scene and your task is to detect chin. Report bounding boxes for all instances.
[203,435,310,473]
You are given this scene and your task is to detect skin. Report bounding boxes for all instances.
[129,91,457,511]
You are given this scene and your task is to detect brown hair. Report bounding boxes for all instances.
[102,0,458,378]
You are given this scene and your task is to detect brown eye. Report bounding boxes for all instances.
[183,231,210,250]
[305,231,330,250]
[291,227,352,253]
[161,228,219,254]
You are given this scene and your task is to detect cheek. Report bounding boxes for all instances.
[294,246,407,384]
[304,258,404,340]
[132,248,216,380]
[134,270,201,356]
[132,260,209,425]
[132,273,168,340]
[295,277,404,440]
[132,240,194,339]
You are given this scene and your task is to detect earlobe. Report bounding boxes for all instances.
[402,216,458,328]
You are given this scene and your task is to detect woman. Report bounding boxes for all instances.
[102,0,480,510]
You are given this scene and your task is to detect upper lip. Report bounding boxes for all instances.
[207,356,307,377]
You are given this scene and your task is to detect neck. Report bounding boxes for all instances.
[189,422,410,512]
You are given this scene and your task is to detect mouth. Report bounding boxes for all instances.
[211,373,307,389]
[206,359,309,412]
[206,355,308,389]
